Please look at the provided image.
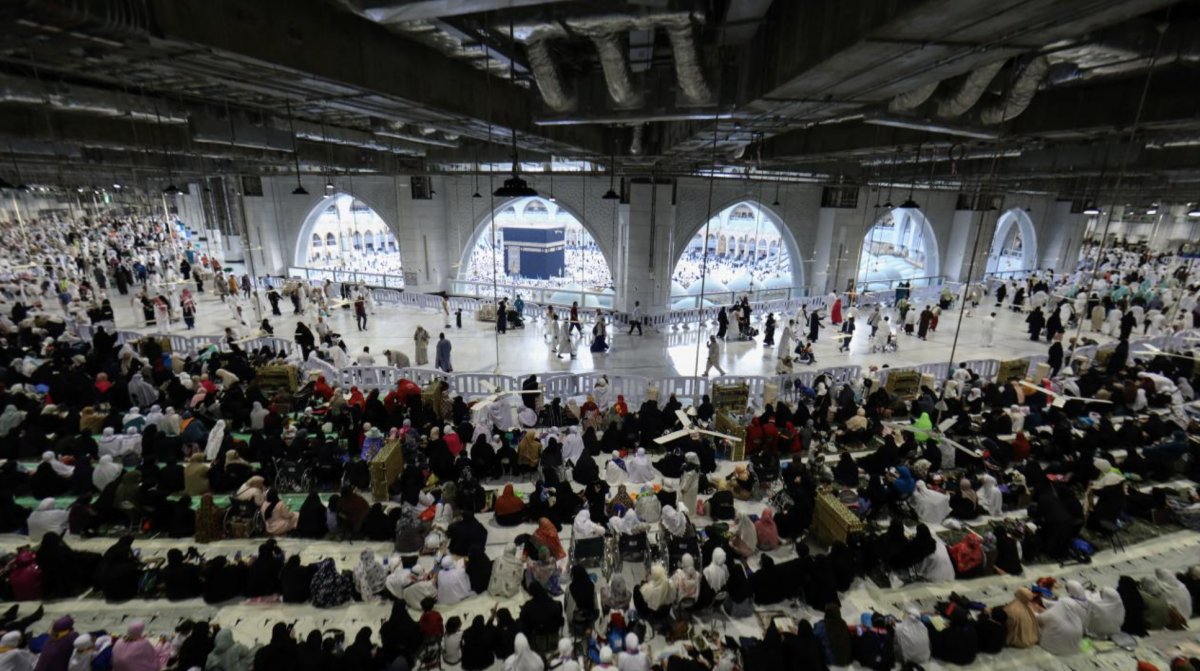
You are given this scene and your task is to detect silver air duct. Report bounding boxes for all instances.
[524,25,576,112]
[660,13,713,105]
[935,60,1006,118]
[980,56,1050,125]
[566,16,642,109]
[887,81,940,113]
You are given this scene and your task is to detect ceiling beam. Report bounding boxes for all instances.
[142,0,605,154]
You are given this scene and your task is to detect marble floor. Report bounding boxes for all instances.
[104,283,1101,378]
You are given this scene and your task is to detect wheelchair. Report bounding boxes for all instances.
[659,523,701,573]
[223,498,264,539]
[570,533,608,571]
[273,457,313,494]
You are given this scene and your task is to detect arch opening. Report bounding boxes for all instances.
[670,200,801,309]
[856,207,940,291]
[456,196,615,308]
[295,193,400,282]
[986,208,1038,276]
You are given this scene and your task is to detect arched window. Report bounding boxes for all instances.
[856,207,940,291]
[456,196,614,306]
[671,201,798,307]
[296,193,403,280]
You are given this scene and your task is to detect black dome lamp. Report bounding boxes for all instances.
[771,181,781,207]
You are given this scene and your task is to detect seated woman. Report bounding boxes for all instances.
[565,564,599,633]
[493,484,526,526]
[235,475,267,506]
[911,481,951,525]
[632,564,675,621]
[660,505,693,540]
[572,509,605,539]
[436,555,474,605]
[262,489,299,537]
[948,478,981,520]
[520,581,565,640]
[531,517,566,561]
[601,574,632,612]
[671,553,702,605]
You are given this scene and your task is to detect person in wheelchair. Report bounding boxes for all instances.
[506,309,525,329]
[796,341,817,365]
[660,505,693,539]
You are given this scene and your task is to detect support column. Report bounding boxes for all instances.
[1039,199,1085,274]
[623,180,675,311]
[811,208,835,294]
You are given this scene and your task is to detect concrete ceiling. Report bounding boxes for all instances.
[0,0,1196,203]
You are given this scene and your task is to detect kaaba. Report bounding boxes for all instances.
[502,226,566,279]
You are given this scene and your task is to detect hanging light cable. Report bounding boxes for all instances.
[285,101,308,195]
[493,19,538,199]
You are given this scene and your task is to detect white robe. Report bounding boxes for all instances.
[627,449,659,484]
[561,430,585,465]
[915,541,955,583]
[911,482,950,525]
[978,475,1003,516]
[205,419,226,460]
[27,503,70,542]
[92,455,123,492]
[436,562,475,605]
[1085,588,1125,638]
[1037,599,1086,656]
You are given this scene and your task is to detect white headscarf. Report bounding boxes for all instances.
[436,555,474,605]
[1155,568,1192,617]
[352,549,388,599]
[1037,597,1087,656]
[573,509,604,539]
[670,553,700,602]
[505,633,545,671]
[1085,587,1125,639]
[734,513,756,551]
[912,481,951,525]
[978,474,1003,516]
[703,548,728,592]
[608,509,641,536]
[204,419,226,460]
[661,505,689,537]
[627,447,658,484]
[561,426,584,465]
[638,564,674,611]
[93,454,123,491]
[41,450,74,478]
[27,497,70,542]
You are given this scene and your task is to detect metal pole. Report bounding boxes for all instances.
[236,188,264,323]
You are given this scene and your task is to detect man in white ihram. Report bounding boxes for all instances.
[703,336,725,376]
[982,312,996,347]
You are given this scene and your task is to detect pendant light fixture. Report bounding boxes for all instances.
[493,19,537,198]
[882,148,899,210]
[151,103,179,195]
[898,143,920,210]
[285,101,308,195]
[602,128,619,200]
[548,168,556,202]
[771,181,781,207]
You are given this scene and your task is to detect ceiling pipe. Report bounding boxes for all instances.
[935,59,1006,118]
[660,13,713,105]
[887,81,940,113]
[524,27,576,112]
[980,55,1051,125]
[630,124,645,155]
[566,17,642,109]
[0,73,188,123]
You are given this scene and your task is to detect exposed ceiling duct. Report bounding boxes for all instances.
[660,13,713,105]
[981,56,1051,125]
[563,16,642,109]
[935,60,1006,118]
[292,121,425,155]
[513,12,712,111]
[887,81,940,113]
[522,25,575,112]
